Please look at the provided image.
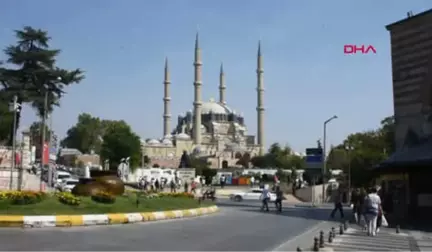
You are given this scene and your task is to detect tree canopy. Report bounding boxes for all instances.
[61,113,142,171]
[326,115,395,186]
[60,113,106,154]
[250,143,306,170]
[0,26,84,145]
[100,120,142,171]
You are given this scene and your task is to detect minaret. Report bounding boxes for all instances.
[256,41,265,155]
[219,63,226,105]
[163,57,171,137]
[193,33,202,145]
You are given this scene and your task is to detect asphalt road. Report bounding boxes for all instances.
[0,199,342,251]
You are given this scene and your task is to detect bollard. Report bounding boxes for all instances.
[328,231,333,243]
[396,225,400,234]
[297,247,302,252]
[319,230,325,248]
[331,227,336,238]
[344,220,348,230]
[339,224,344,235]
[313,237,319,252]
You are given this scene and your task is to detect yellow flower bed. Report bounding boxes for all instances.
[57,192,81,206]
[0,190,47,205]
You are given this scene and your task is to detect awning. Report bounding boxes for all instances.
[377,139,432,168]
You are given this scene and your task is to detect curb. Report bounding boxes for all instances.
[0,205,219,228]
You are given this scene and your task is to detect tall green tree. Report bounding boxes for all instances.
[250,143,306,170]
[0,92,14,144]
[61,113,105,154]
[327,115,395,187]
[0,26,84,145]
[100,120,142,171]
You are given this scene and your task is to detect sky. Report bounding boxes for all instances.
[0,0,431,153]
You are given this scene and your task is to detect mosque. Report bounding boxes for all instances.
[142,34,265,169]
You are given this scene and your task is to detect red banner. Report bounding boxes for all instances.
[43,142,49,165]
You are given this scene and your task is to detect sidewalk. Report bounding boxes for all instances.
[329,226,419,251]
[409,230,432,251]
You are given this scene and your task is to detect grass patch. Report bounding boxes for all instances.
[0,193,213,215]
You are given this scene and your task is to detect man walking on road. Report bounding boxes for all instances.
[260,184,270,212]
[275,185,283,212]
[330,188,344,219]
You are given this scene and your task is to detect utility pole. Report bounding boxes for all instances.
[9,95,20,190]
[40,90,48,191]
[322,115,337,203]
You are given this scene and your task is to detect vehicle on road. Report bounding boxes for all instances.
[229,188,277,202]
[60,178,79,192]
[54,171,72,188]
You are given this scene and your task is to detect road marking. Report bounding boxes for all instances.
[271,221,331,251]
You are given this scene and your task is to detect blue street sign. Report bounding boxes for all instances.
[305,147,323,170]
[306,155,322,163]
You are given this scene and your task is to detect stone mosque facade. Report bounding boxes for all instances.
[142,34,265,169]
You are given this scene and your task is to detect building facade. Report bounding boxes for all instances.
[386,9,432,149]
[142,34,265,169]
[378,9,432,222]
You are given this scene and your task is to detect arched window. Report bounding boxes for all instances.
[222,160,229,169]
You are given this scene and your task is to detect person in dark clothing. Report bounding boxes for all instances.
[330,189,344,219]
[184,181,189,193]
[351,189,361,223]
[275,186,283,212]
[170,180,176,193]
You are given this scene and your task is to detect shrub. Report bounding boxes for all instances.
[91,192,116,204]
[1,191,47,205]
[57,192,81,206]
[158,192,194,199]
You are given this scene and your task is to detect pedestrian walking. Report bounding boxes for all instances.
[260,184,270,212]
[364,187,382,236]
[275,185,283,212]
[330,188,344,219]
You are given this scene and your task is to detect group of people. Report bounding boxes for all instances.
[331,186,386,237]
[260,183,284,212]
[139,176,202,193]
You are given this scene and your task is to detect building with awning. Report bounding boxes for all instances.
[375,8,432,225]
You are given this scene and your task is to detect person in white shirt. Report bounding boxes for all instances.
[260,184,270,212]
[364,187,382,236]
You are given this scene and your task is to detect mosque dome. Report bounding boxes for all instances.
[147,139,160,145]
[175,133,191,140]
[200,98,232,115]
[161,138,173,146]
[163,134,173,140]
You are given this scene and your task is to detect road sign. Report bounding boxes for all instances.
[305,147,323,170]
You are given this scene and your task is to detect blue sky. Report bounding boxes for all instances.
[1,0,431,153]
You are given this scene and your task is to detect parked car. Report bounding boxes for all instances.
[229,188,277,202]
[54,171,72,188]
[60,178,79,192]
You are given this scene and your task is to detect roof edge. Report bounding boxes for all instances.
[386,8,432,30]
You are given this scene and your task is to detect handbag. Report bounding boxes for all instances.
[381,215,389,227]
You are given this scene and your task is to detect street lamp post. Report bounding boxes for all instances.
[9,95,20,190]
[322,115,338,203]
[345,143,354,203]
